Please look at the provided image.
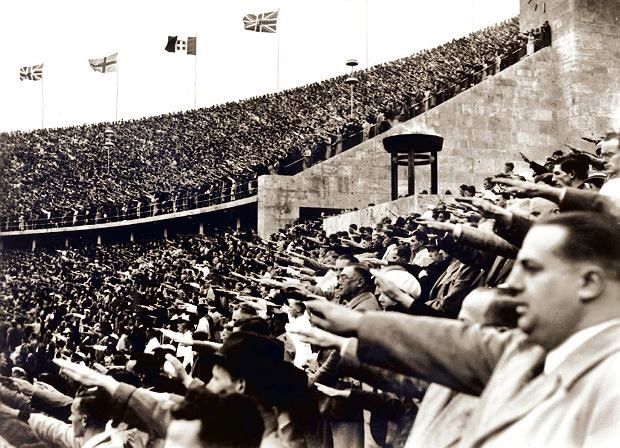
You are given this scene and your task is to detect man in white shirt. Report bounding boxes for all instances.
[175,321,194,369]
[598,132,620,203]
[285,300,314,368]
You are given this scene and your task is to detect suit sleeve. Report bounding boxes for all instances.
[28,414,81,448]
[560,188,620,217]
[309,350,341,386]
[581,355,620,447]
[112,383,182,438]
[455,225,519,259]
[340,339,428,399]
[347,389,415,419]
[496,213,532,248]
[31,386,73,421]
[356,312,515,396]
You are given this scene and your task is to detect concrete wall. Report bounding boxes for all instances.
[258,47,562,238]
[258,0,620,239]
[520,0,620,140]
[323,194,445,235]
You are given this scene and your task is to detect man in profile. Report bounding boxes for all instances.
[306,211,620,446]
[164,389,263,448]
[551,155,592,190]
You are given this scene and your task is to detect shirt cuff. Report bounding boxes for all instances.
[339,338,361,369]
[453,224,463,241]
[559,187,567,204]
[112,382,137,409]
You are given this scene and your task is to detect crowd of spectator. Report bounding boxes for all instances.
[0,18,553,232]
[0,130,619,447]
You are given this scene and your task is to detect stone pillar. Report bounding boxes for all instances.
[97,234,102,245]
[520,0,620,139]
[163,227,168,239]
[64,237,70,248]
[257,175,300,239]
[129,231,135,243]
[198,222,204,235]
[31,239,37,251]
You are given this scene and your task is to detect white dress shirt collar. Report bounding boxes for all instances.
[544,319,620,374]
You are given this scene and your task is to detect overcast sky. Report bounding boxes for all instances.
[0,0,518,132]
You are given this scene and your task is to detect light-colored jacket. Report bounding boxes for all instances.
[28,414,145,448]
[356,313,620,447]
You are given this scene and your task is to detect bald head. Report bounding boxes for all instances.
[529,198,559,220]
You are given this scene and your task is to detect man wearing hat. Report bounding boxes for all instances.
[164,389,264,448]
[55,331,289,447]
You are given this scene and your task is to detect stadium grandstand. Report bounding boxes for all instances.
[0,17,547,232]
[1,0,620,447]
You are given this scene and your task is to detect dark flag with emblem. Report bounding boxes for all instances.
[20,64,44,81]
[243,10,278,33]
[89,52,118,73]
[165,36,197,55]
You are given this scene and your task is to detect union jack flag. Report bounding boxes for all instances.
[243,10,278,33]
[89,52,118,73]
[19,64,44,81]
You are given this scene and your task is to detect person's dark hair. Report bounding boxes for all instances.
[603,132,620,143]
[197,304,209,317]
[236,303,258,317]
[536,212,620,278]
[347,264,374,289]
[505,162,515,170]
[412,230,429,245]
[172,390,264,448]
[560,155,589,180]
[289,300,306,316]
[234,317,271,336]
[75,387,114,427]
[394,245,412,261]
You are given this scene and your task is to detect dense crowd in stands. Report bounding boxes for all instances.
[0,130,619,447]
[0,18,554,232]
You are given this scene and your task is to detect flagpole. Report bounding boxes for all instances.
[41,75,45,129]
[115,56,119,121]
[276,10,280,92]
[365,0,369,68]
[194,32,197,109]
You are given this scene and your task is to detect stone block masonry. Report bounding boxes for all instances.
[258,0,620,238]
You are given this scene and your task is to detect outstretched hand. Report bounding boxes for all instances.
[455,197,513,226]
[6,377,35,398]
[288,326,348,350]
[415,218,455,234]
[315,383,352,398]
[519,152,531,163]
[164,354,193,388]
[305,300,363,337]
[491,178,561,201]
[54,359,120,395]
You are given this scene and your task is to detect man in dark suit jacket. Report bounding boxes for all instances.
[311,264,380,448]
[337,265,381,311]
